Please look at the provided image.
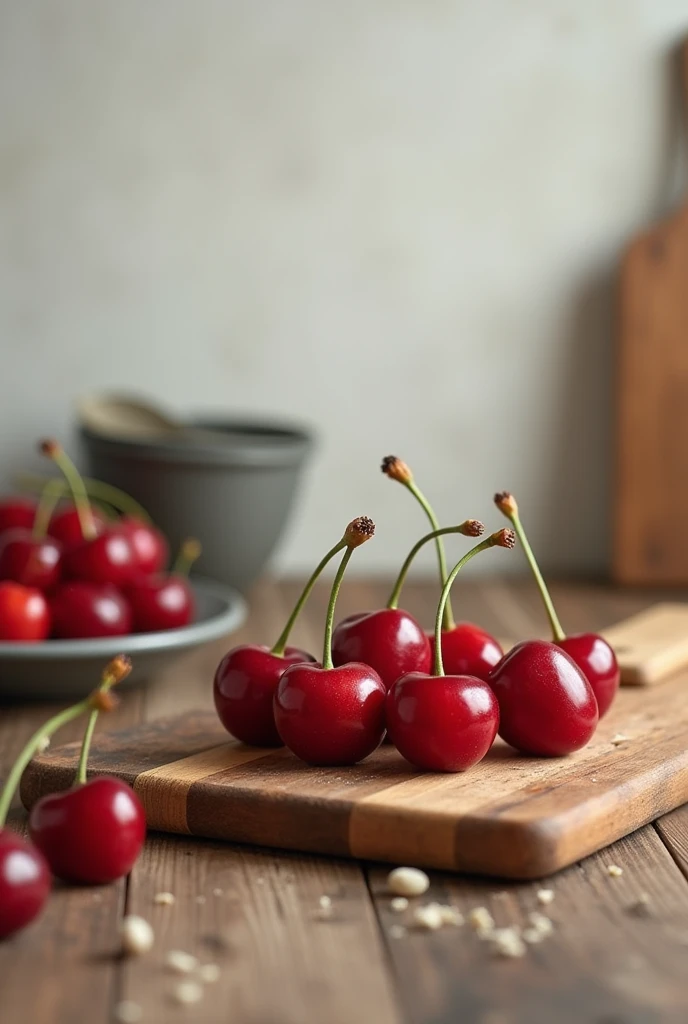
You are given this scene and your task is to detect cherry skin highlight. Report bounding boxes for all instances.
[386,672,499,772]
[0,581,50,641]
[119,517,168,576]
[429,623,503,681]
[214,645,316,747]
[127,574,194,633]
[274,662,386,765]
[0,829,51,939]
[0,529,62,591]
[50,582,132,639]
[488,640,599,756]
[556,633,619,718]
[63,527,137,586]
[0,499,37,536]
[332,609,431,690]
[29,777,146,885]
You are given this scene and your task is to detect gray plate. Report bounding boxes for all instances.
[0,577,246,700]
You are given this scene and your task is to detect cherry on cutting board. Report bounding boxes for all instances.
[50,581,132,639]
[0,498,37,536]
[127,539,199,633]
[0,830,51,939]
[381,456,503,680]
[386,530,513,772]
[0,581,51,641]
[494,492,619,716]
[274,517,386,765]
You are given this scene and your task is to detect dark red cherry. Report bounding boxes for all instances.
[0,498,37,536]
[488,640,599,756]
[119,517,168,576]
[0,581,50,641]
[557,633,619,718]
[63,527,137,586]
[0,829,51,939]
[50,581,132,639]
[48,505,106,550]
[274,662,386,765]
[0,529,62,590]
[29,777,146,884]
[332,609,431,690]
[386,671,499,772]
[126,573,194,633]
[429,622,503,681]
[214,644,316,747]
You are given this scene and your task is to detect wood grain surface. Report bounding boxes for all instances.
[2,578,688,1024]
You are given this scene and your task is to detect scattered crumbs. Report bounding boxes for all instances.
[114,1001,143,1024]
[390,896,409,913]
[319,895,332,910]
[196,895,206,905]
[172,981,204,1006]
[412,903,444,931]
[154,892,175,906]
[389,924,406,939]
[490,927,526,958]
[438,905,464,927]
[537,889,554,906]
[528,912,553,938]
[37,736,51,753]
[606,865,624,878]
[199,964,220,984]
[611,734,629,746]
[165,950,199,974]
[468,906,496,939]
[120,915,154,956]
[212,888,223,897]
[628,893,652,918]
[523,927,544,944]
[387,866,430,897]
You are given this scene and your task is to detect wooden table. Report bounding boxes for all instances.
[2,579,688,1024]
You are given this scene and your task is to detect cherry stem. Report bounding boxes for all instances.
[501,509,565,643]
[32,479,65,540]
[17,473,153,524]
[322,546,355,670]
[387,523,482,611]
[271,540,347,656]
[42,447,97,540]
[433,535,504,676]
[75,709,99,787]
[402,480,455,631]
[172,539,202,577]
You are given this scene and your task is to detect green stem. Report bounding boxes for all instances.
[387,524,475,611]
[322,547,354,670]
[509,512,565,643]
[404,480,455,631]
[433,536,501,676]
[32,479,64,539]
[271,540,347,656]
[172,539,201,577]
[0,699,91,826]
[17,473,152,524]
[75,709,99,786]
[43,449,97,540]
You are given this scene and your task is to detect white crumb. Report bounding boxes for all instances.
[390,897,409,913]
[389,924,406,939]
[523,927,545,944]
[412,903,444,931]
[120,915,154,956]
[528,912,553,937]
[154,892,175,906]
[165,950,199,974]
[199,964,220,984]
[37,736,51,753]
[212,888,223,897]
[387,866,430,897]
[606,864,624,878]
[319,895,332,910]
[590,777,598,783]
[468,906,496,939]
[490,927,526,958]
[611,734,629,746]
[114,1001,143,1024]
[536,889,554,906]
[172,980,204,1005]
[437,905,464,927]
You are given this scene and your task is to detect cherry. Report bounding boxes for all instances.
[386,530,512,772]
[494,492,619,716]
[0,581,50,641]
[127,539,198,633]
[119,516,168,575]
[48,505,106,550]
[0,529,62,590]
[30,777,145,885]
[0,830,51,939]
[50,582,132,639]
[488,640,599,756]
[274,517,386,765]
[0,498,37,536]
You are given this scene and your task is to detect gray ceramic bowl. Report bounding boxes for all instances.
[0,578,246,699]
[79,418,313,591]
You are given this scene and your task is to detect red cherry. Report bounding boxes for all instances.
[332,609,432,689]
[48,505,106,550]
[0,498,37,536]
[64,527,137,586]
[428,622,503,681]
[0,829,51,939]
[0,581,50,641]
[127,573,195,632]
[50,581,132,638]
[0,529,62,590]
[274,662,386,765]
[29,777,146,884]
[119,517,168,575]
[488,640,599,756]
[386,672,499,771]
[214,644,316,747]
[556,633,619,719]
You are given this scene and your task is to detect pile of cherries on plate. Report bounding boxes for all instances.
[0,440,197,643]
[214,456,620,773]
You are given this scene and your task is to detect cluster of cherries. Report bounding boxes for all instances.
[0,655,146,940]
[214,457,619,771]
[0,440,197,642]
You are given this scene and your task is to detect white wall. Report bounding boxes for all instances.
[1,1,687,576]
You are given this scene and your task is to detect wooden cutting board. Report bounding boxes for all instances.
[21,669,688,880]
[614,44,688,584]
